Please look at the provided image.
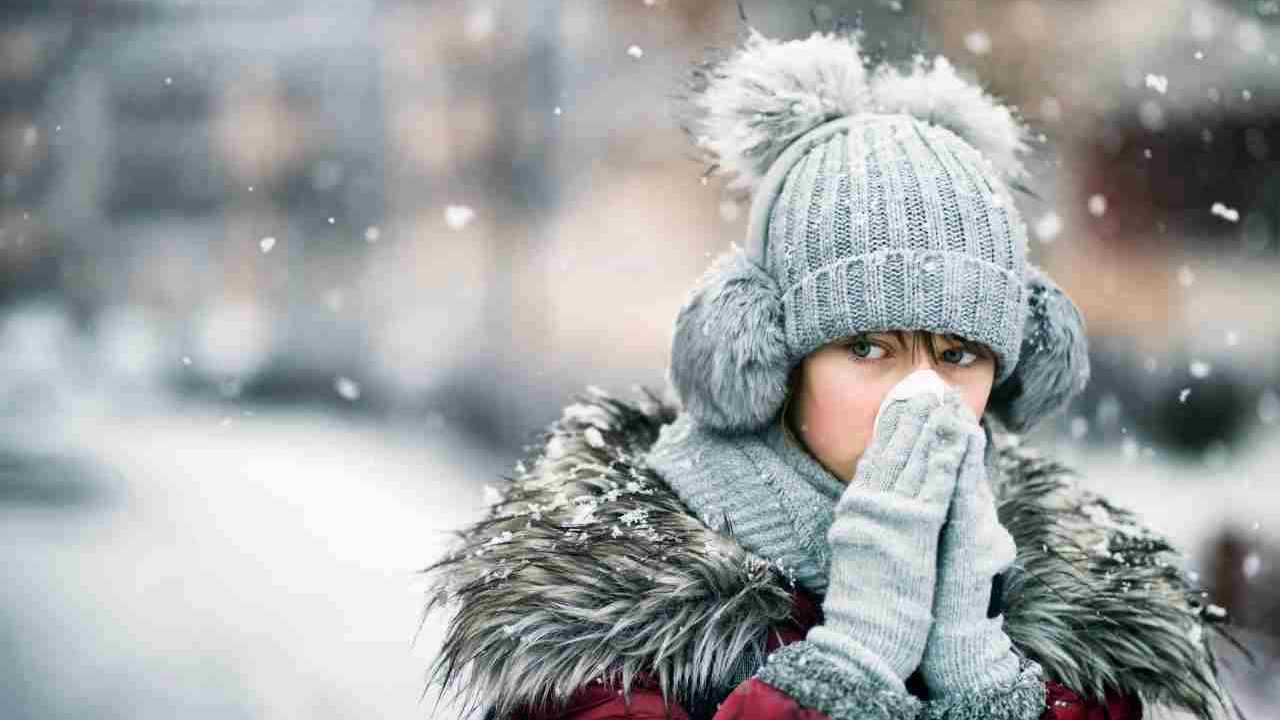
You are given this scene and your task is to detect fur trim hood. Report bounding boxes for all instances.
[420,387,1240,720]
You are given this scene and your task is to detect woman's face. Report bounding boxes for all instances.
[785,330,996,483]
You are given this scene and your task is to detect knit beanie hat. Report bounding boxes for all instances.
[669,30,1090,435]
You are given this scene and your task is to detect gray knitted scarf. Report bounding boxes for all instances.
[644,411,1001,598]
[643,412,846,595]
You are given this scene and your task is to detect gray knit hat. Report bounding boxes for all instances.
[669,30,1090,435]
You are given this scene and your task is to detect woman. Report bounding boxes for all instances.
[420,29,1239,720]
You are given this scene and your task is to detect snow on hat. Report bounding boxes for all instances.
[668,29,1090,435]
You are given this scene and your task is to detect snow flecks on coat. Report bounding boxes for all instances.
[419,386,1243,720]
[418,386,795,720]
[993,444,1238,720]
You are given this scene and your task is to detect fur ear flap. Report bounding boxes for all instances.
[668,245,791,434]
[988,265,1091,434]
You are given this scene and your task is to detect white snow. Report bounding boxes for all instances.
[626,45,644,59]
[1144,73,1168,94]
[334,376,361,400]
[443,205,475,230]
[1243,552,1262,578]
[482,484,504,506]
[259,236,276,253]
[1070,416,1089,440]
[583,426,605,448]
[0,403,490,720]
[1033,211,1062,243]
[1189,360,1213,379]
[1238,22,1264,55]
[963,31,991,56]
[1211,202,1240,222]
[1087,194,1107,217]
[1259,390,1280,424]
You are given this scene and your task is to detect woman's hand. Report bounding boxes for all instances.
[807,390,977,689]
[919,406,1046,718]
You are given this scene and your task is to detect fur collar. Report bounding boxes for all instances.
[420,387,1239,720]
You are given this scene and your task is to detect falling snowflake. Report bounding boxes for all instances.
[363,225,381,243]
[626,45,644,59]
[1070,416,1090,440]
[963,30,991,55]
[444,205,476,230]
[1210,202,1240,222]
[1179,388,1192,403]
[1243,552,1261,578]
[334,376,361,401]
[1087,194,1107,217]
[1144,74,1169,94]
[1189,360,1212,379]
[1034,212,1062,243]
[584,427,605,449]
[324,288,345,312]
[483,484,504,506]
[259,236,276,253]
[619,508,649,527]
[1258,390,1280,424]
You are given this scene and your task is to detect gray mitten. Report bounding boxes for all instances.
[920,418,1046,720]
[756,390,975,720]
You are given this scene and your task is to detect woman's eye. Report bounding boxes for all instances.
[941,347,979,367]
[849,340,887,360]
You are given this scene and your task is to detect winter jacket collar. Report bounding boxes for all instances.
[420,387,1235,720]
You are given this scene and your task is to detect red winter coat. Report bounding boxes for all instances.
[512,590,1142,720]
[421,391,1232,720]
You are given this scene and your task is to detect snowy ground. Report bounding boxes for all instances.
[2,399,1277,719]
[1,403,497,720]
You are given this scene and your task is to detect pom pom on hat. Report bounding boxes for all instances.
[683,29,1032,196]
[684,29,873,195]
[869,54,1032,188]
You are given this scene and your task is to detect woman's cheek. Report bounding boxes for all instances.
[813,394,879,478]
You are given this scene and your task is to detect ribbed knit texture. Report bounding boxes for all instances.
[644,411,845,595]
[644,406,1039,717]
[755,115,1028,384]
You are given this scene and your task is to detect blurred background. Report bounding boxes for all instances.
[2,0,1280,717]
